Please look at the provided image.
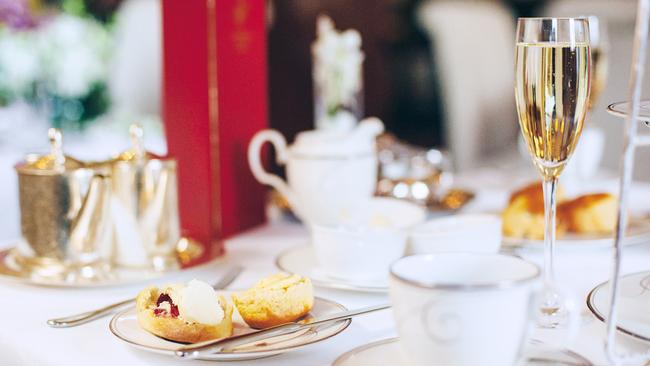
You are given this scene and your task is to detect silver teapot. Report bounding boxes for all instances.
[101,124,181,271]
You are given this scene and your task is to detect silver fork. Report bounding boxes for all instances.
[46,266,243,328]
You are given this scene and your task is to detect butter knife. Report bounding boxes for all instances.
[175,303,391,359]
[46,266,243,328]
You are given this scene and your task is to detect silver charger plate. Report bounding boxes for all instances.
[275,245,389,293]
[587,270,650,342]
[0,239,216,288]
[502,216,650,250]
[333,338,592,366]
[109,294,351,361]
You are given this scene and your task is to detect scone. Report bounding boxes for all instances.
[136,279,233,343]
[502,182,566,239]
[559,193,617,234]
[232,273,314,329]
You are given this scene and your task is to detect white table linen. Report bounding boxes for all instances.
[3,174,650,366]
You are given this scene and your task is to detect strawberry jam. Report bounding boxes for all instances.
[154,293,179,318]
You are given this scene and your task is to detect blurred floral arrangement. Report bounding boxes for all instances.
[311,15,364,131]
[0,0,116,130]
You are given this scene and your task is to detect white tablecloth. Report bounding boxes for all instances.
[3,173,650,366]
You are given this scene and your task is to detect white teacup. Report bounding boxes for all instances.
[311,198,426,281]
[248,118,384,225]
[389,253,544,366]
[408,214,502,254]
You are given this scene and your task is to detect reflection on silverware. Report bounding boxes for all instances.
[175,237,205,266]
[376,133,456,207]
[0,236,206,287]
[427,188,475,211]
[15,128,113,282]
[46,266,243,328]
[97,124,181,271]
[175,303,390,359]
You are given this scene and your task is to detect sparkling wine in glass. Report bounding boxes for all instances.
[514,18,591,327]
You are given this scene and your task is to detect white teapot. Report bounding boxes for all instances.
[248,118,384,224]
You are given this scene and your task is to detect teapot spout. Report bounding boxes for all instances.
[68,174,112,262]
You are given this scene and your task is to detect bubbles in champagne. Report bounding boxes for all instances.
[514,42,591,178]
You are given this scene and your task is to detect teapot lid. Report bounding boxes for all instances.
[15,128,84,175]
[110,124,166,163]
[291,117,384,157]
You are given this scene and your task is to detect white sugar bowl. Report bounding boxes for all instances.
[408,214,502,255]
[311,197,426,281]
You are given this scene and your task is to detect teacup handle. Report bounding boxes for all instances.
[248,129,303,219]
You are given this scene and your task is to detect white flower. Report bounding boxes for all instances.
[312,15,364,115]
[38,14,111,98]
[0,29,40,96]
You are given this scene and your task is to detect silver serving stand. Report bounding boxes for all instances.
[603,0,650,363]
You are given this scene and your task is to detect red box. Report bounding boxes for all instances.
[161,0,268,261]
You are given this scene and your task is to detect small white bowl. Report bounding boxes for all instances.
[408,214,502,255]
[311,198,426,282]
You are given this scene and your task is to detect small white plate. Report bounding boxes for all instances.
[502,216,650,250]
[110,294,351,361]
[333,338,592,366]
[587,270,650,342]
[275,245,388,293]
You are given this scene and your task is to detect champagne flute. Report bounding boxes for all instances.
[514,18,591,327]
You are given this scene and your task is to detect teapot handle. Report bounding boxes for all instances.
[248,130,303,219]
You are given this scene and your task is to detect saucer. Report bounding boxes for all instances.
[110,294,351,361]
[0,238,212,288]
[333,338,593,366]
[587,270,650,342]
[275,245,389,293]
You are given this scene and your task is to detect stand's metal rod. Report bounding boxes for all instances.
[605,0,650,364]
[634,135,650,146]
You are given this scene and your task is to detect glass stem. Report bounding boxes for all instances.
[542,176,558,287]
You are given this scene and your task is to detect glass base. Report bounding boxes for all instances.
[538,291,565,328]
[535,284,576,329]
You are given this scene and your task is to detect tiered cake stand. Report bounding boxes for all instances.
[598,0,650,363]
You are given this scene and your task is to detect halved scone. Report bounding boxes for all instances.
[232,273,314,329]
[136,279,233,343]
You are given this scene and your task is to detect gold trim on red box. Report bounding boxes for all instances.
[206,0,223,254]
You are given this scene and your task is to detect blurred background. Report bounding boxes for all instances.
[0,0,647,240]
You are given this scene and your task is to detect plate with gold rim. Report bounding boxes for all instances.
[109,295,351,361]
[0,238,213,288]
[333,338,593,366]
[275,245,389,293]
[587,270,650,343]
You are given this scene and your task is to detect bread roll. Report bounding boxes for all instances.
[502,182,566,239]
[559,193,617,234]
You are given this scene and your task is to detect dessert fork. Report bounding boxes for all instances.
[46,266,243,328]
